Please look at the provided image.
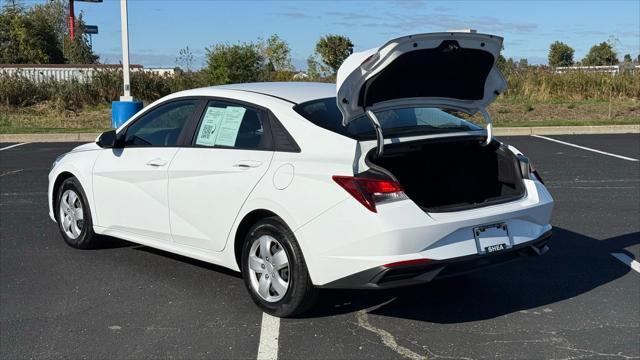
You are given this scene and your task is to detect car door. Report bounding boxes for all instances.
[92,98,200,242]
[168,99,274,251]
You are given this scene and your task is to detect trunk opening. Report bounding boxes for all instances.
[367,136,525,212]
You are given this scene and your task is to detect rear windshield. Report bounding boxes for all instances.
[294,97,482,140]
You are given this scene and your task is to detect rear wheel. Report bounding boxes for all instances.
[241,217,317,317]
[56,177,96,249]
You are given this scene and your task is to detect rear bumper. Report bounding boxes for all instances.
[322,230,551,289]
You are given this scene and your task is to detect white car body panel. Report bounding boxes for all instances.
[93,147,179,242]
[295,179,552,285]
[167,147,274,251]
[336,32,507,124]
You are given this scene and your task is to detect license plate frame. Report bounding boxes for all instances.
[473,223,513,255]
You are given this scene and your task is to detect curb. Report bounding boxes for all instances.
[0,125,638,143]
[0,133,99,143]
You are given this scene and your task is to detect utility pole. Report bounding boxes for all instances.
[68,0,75,41]
[120,0,132,101]
[111,0,141,128]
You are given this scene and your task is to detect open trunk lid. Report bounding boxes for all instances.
[336,32,507,156]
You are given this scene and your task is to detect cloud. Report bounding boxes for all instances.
[282,6,538,34]
[281,11,316,19]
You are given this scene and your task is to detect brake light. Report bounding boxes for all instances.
[332,175,406,213]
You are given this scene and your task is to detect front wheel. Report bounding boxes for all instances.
[56,177,97,249]
[241,217,317,317]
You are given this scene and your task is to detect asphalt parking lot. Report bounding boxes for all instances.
[1,134,638,359]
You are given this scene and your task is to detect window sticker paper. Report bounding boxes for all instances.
[214,106,247,147]
[195,106,226,146]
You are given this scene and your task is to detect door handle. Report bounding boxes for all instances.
[146,158,168,167]
[233,160,263,169]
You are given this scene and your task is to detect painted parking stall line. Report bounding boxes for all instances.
[257,312,280,360]
[532,135,639,162]
[0,143,27,151]
[611,253,640,274]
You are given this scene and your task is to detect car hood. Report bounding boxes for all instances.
[71,142,101,153]
[336,32,507,126]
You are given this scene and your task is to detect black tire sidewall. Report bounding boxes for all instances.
[241,218,314,317]
[55,177,94,249]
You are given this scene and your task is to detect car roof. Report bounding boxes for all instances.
[204,82,335,105]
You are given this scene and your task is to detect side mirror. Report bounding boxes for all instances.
[97,130,118,148]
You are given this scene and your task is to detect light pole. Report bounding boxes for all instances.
[120,0,132,101]
[111,0,142,128]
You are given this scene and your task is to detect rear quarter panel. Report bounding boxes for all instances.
[226,104,358,253]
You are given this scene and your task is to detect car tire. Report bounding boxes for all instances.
[241,217,317,317]
[55,177,97,249]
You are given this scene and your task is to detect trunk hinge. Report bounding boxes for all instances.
[480,108,493,146]
[365,109,384,158]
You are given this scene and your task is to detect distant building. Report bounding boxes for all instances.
[292,71,309,80]
[142,68,176,76]
[0,64,145,82]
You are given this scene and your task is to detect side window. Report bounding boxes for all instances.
[193,101,270,150]
[123,99,198,147]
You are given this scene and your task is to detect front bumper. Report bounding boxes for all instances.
[322,230,551,289]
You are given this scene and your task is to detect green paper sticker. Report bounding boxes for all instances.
[195,106,226,146]
[214,106,246,147]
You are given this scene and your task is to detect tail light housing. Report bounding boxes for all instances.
[332,175,407,213]
[529,163,544,184]
[517,154,544,184]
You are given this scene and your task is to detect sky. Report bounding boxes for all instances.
[25,0,640,69]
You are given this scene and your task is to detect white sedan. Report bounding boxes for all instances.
[48,32,553,317]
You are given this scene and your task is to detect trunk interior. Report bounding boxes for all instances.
[369,137,526,212]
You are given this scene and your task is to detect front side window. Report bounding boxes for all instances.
[193,101,269,150]
[294,97,481,140]
[123,99,198,147]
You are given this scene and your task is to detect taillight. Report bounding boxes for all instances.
[332,175,407,213]
[529,163,544,184]
[517,154,544,184]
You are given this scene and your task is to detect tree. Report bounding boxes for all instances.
[496,54,506,72]
[517,58,529,69]
[315,34,353,73]
[548,41,574,67]
[204,42,265,84]
[623,54,632,63]
[0,0,98,64]
[261,34,293,72]
[582,41,618,66]
[306,55,321,80]
[175,46,195,71]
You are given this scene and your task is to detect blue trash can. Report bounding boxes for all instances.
[111,100,143,128]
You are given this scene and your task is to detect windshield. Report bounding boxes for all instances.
[294,97,482,140]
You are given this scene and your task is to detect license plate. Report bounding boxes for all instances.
[474,223,510,254]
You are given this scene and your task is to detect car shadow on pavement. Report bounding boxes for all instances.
[90,235,136,249]
[305,227,638,321]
